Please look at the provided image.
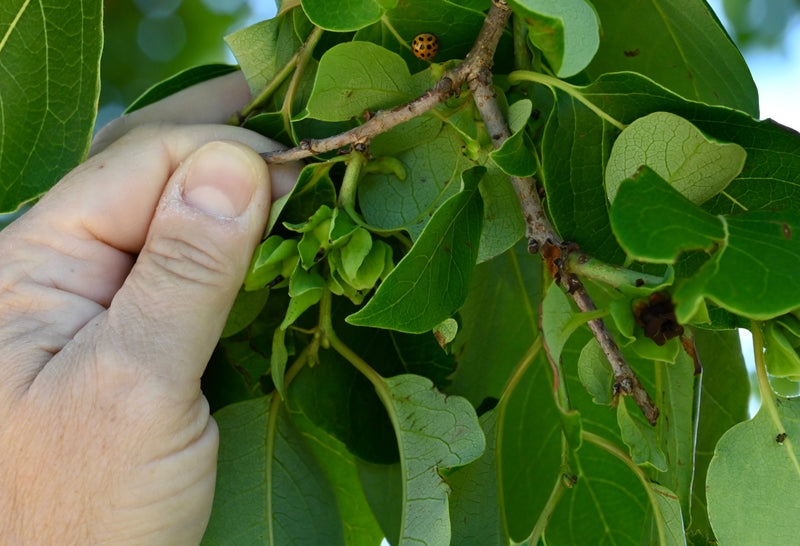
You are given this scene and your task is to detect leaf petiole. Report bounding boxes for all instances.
[281,25,324,138]
[508,70,627,131]
[751,321,800,475]
[567,253,666,289]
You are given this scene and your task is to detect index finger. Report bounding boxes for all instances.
[90,70,253,156]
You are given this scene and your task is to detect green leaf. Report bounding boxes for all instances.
[287,400,386,544]
[221,287,270,338]
[586,0,759,116]
[340,227,373,280]
[653,351,696,518]
[448,410,508,545]
[360,122,472,238]
[673,210,800,322]
[224,16,300,96]
[0,0,103,213]
[245,236,298,291]
[301,0,397,32]
[610,166,726,263]
[541,281,581,365]
[448,240,542,407]
[432,318,458,347]
[707,397,800,543]
[347,167,484,333]
[290,346,399,465]
[275,163,337,228]
[476,162,526,263]
[545,440,650,544]
[203,397,344,544]
[498,349,563,542]
[617,397,668,471]
[629,336,681,363]
[765,321,800,379]
[306,42,414,122]
[357,460,403,543]
[490,100,538,177]
[650,483,687,546]
[539,85,624,263]
[382,374,485,545]
[508,0,600,77]
[577,338,614,405]
[690,329,749,536]
[125,64,239,113]
[605,111,747,205]
[281,264,325,329]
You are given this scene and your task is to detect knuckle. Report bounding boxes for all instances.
[143,234,232,288]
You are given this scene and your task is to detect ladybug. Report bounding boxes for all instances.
[412,33,439,60]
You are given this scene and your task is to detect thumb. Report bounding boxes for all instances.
[102,140,270,392]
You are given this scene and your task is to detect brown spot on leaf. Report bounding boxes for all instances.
[624,48,640,57]
[777,432,787,444]
[783,223,791,240]
[434,330,448,349]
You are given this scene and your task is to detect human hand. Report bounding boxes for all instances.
[0,72,301,544]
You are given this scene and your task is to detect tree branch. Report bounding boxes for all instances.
[465,3,658,426]
[261,0,510,164]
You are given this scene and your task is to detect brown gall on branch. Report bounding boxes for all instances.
[261,0,511,164]
[464,2,659,425]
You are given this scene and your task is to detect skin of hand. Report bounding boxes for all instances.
[0,71,301,544]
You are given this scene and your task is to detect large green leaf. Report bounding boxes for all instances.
[653,351,696,518]
[545,440,650,545]
[448,410,507,545]
[587,0,759,116]
[508,0,600,77]
[605,111,747,205]
[302,0,397,32]
[706,396,800,543]
[498,348,562,542]
[203,397,344,544]
[476,161,526,263]
[382,374,485,545]
[0,0,103,213]
[287,401,385,544]
[447,240,542,407]
[610,166,726,263]
[690,329,749,536]
[347,167,484,333]
[359,120,469,237]
[224,16,300,96]
[672,210,800,322]
[539,85,623,263]
[306,41,415,122]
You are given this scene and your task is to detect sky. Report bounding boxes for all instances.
[707,0,800,131]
